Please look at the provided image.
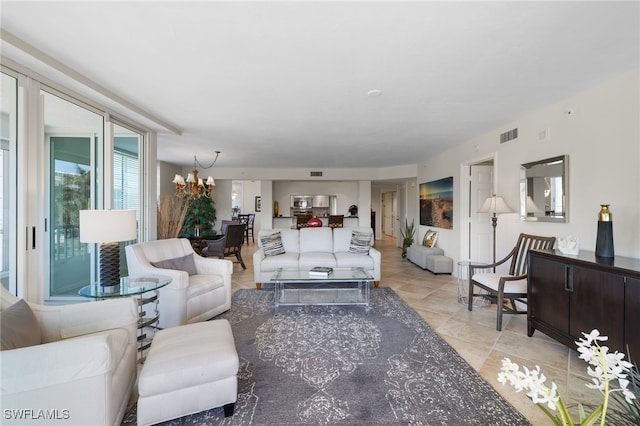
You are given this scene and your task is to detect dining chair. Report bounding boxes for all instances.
[201,224,246,269]
[468,233,556,331]
[328,215,344,228]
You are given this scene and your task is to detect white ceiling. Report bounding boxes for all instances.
[1,1,638,169]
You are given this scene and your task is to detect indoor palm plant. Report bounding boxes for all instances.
[400,218,415,258]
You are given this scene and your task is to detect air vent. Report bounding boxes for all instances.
[310,171,323,177]
[500,128,518,143]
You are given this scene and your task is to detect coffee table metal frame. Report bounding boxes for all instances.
[78,274,171,362]
[270,267,372,309]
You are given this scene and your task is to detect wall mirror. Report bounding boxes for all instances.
[520,155,569,223]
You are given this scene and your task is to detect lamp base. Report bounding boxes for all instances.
[99,242,121,288]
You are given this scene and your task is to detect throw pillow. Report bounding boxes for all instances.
[423,229,439,248]
[261,232,285,257]
[1,299,42,351]
[349,231,371,254]
[151,253,198,276]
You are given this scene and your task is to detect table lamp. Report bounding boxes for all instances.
[478,195,513,271]
[80,209,137,290]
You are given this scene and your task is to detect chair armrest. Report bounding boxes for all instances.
[193,255,233,276]
[31,297,137,342]
[0,331,127,395]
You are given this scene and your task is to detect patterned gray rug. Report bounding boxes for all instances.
[122,287,529,425]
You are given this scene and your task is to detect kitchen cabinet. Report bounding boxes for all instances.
[528,249,640,358]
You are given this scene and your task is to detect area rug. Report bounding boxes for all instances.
[122,288,529,425]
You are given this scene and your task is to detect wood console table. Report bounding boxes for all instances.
[527,249,640,358]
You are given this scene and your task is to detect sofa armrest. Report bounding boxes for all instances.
[0,331,127,395]
[253,249,266,281]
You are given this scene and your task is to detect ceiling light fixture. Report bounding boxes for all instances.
[172,151,221,199]
[367,89,383,97]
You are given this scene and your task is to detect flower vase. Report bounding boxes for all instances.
[307,216,323,227]
[274,201,279,217]
[595,204,614,258]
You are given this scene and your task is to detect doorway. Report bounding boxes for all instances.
[461,156,495,263]
[382,191,397,238]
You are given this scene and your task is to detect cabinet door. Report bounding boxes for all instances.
[528,254,569,334]
[625,277,640,360]
[570,266,625,353]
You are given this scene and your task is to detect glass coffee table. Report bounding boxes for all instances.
[270,267,372,309]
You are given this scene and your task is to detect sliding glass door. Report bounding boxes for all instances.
[44,91,103,298]
[0,72,18,292]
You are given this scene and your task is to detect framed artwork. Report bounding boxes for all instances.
[420,177,453,229]
[255,196,261,212]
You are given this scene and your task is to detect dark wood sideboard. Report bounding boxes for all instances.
[527,249,640,359]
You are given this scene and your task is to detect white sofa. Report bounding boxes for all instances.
[253,227,380,288]
[125,238,232,329]
[0,286,138,426]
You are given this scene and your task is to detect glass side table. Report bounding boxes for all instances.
[457,261,490,307]
[78,275,171,363]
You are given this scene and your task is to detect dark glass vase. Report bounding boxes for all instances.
[595,204,614,258]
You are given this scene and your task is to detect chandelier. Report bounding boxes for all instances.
[172,151,221,199]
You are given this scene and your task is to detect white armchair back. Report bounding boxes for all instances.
[125,238,232,328]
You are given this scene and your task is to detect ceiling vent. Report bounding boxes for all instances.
[310,171,323,177]
[500,128,518,144]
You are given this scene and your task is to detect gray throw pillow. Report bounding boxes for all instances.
[1,299,42,351]
[261,232,285,257]
[349,231,372,254]
[151,253,198,276]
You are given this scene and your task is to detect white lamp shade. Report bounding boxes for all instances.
[478,196,514,215]
[206,176,215,186]
[172,174,185,185]
[79,210,137,243]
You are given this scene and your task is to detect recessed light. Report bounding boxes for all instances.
[367,89,383,97]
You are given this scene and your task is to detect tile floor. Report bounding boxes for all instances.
[231,233,603,425]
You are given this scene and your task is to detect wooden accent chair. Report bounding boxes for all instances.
[296,214,312,229]
[468,233,556,331]
[202,224,246,269]
[246,213,255,243]
[328,215,344,228]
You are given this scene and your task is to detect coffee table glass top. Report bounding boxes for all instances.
[78,275,171,299]
[271,267,373,282]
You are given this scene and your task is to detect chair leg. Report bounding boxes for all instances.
[496,291,504,331]
[223,402,235,417]
[236,252,246,269]
[468,280,474,311]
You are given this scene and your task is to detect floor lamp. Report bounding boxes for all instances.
[80,210,137,291]
[478,195,513,272]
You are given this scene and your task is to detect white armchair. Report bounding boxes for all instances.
[125,238,232,328]
[0,286,138,426]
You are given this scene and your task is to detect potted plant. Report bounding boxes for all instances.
[400,218,415,258]
[181,196,217,237]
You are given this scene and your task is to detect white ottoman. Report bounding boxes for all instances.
[137,320,239,426]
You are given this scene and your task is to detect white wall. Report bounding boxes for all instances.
[419,68,640,264]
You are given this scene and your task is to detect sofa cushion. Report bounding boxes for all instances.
[260,232,286,257]
[1,299,42,351]
[299,228,333,253]
[423,229,439,248]
[259,229,300,253]
[260,252,300,272]
[349,231,372,254]
[151,253,197,276]
[334,252,375,269]
[299,252,338,269]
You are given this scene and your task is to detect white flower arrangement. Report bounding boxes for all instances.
[498,329,636,426]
